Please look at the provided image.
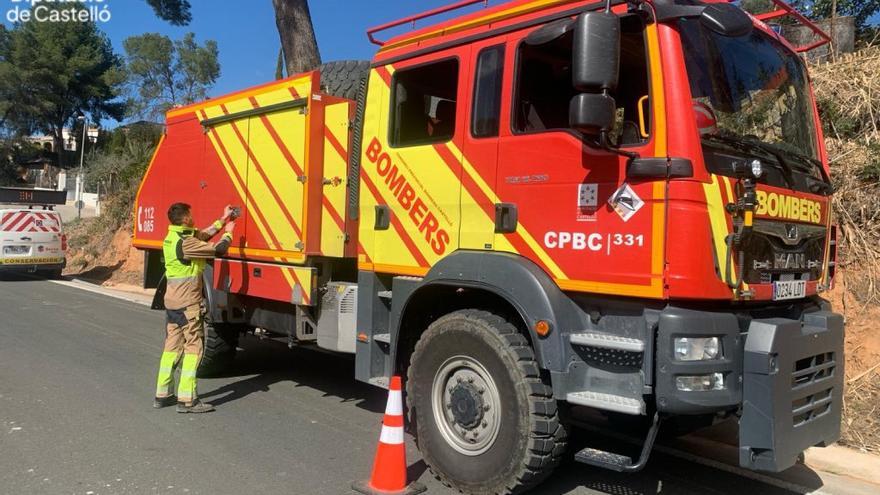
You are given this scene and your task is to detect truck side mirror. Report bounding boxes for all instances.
[570,93,616,136]
[570,11,620,138]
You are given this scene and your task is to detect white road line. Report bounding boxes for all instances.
[49,278,153,307]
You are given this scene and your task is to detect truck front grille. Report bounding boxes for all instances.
[790,351,835,428]
[742,220,827,284]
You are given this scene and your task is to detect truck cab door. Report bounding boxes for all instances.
[495,15,665,298]
[359,49,471,275]
[459,40,508,252]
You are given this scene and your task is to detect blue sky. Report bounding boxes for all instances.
[3,0,480,125]
[4,1,878,126]
[99,1,461,96]
[96,0,477,122]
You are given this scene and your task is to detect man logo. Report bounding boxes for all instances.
[785,224,799,241]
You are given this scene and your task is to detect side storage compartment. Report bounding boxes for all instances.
[134,71,357,266]
[213,258,317,306]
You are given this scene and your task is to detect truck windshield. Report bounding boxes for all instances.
[679,19,825,182]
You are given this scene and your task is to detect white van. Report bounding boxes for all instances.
[0,188,67,278]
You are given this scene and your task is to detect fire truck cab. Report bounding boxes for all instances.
[134,0,843,493]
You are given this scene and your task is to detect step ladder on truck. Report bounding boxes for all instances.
[133,0,843,493]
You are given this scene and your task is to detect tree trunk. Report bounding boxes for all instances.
[272,0,322,76]
[52,126,65,169]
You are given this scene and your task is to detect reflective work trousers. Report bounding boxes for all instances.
[155,304,204,404]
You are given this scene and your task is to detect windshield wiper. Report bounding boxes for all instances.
[762,140,831,185]
[732,136,832,193]
[701,133,796,188]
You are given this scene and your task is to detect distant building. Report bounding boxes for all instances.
[25,125,100,154]
[19,125,100,193]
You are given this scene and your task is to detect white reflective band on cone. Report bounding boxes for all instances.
[379,425,405,445]
[385,390,403,416]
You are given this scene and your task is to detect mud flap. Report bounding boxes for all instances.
[740,311,844,472]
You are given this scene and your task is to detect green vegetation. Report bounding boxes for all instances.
[0,3,125,167]
[145,0,192,26]
[123,33,220,120]
[800,0,880,35]
[741,0,880,40]
[0,139,46,187]
[85,123,163,232]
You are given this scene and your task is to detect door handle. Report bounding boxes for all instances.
[494,203,518,234]
[20,236,32,241]
[374,205,391,231]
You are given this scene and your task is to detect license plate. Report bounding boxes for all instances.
[773,280,806,301]
[3,246,28,255]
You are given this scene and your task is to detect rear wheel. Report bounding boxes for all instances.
[198,319,240,377]
[407,310,567,495]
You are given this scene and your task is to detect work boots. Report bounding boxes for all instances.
[153,395,177,409]
[176,400,215,414]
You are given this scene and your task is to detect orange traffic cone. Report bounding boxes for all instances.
[352,376,426,495]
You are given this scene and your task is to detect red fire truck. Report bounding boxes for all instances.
[134,0,843,492]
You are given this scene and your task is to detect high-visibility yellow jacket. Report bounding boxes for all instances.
[162,221,232,310]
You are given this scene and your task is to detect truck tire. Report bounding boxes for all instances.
[407,310,567,495]
[198,319,239,377]
[318,60,370,100]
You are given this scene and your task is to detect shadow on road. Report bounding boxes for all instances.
[199,333,386,414]
[535,414,826,495]
[69,260,125,284]
[198,333,827,495]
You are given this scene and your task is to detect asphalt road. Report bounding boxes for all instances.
[0,277,868,495]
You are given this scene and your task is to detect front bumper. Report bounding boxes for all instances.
[0,261,65,274]
[739,311,844,471]
[655,304,843,472]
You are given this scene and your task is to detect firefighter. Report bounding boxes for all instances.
[153,202,237,413]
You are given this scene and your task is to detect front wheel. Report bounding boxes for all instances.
[407,310,567,495]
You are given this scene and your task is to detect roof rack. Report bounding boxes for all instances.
[0,187,67,206]
[750,0,832,53]
[367,0,490,46]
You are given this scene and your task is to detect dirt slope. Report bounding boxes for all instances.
[63,220,145,292]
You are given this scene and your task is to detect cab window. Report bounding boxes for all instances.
[390,59,459,147]
[513,14,651,146]
[472,45,505,138]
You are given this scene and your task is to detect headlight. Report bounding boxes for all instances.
[751,159,763,178]
[676,373,726,392]
[674,337,721,361]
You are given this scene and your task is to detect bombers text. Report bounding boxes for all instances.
[366,138,450,255]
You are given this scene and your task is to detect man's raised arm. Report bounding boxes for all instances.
[182,221,235,259]
[195,205,236,241]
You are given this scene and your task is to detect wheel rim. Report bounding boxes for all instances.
[431,355,502,456]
